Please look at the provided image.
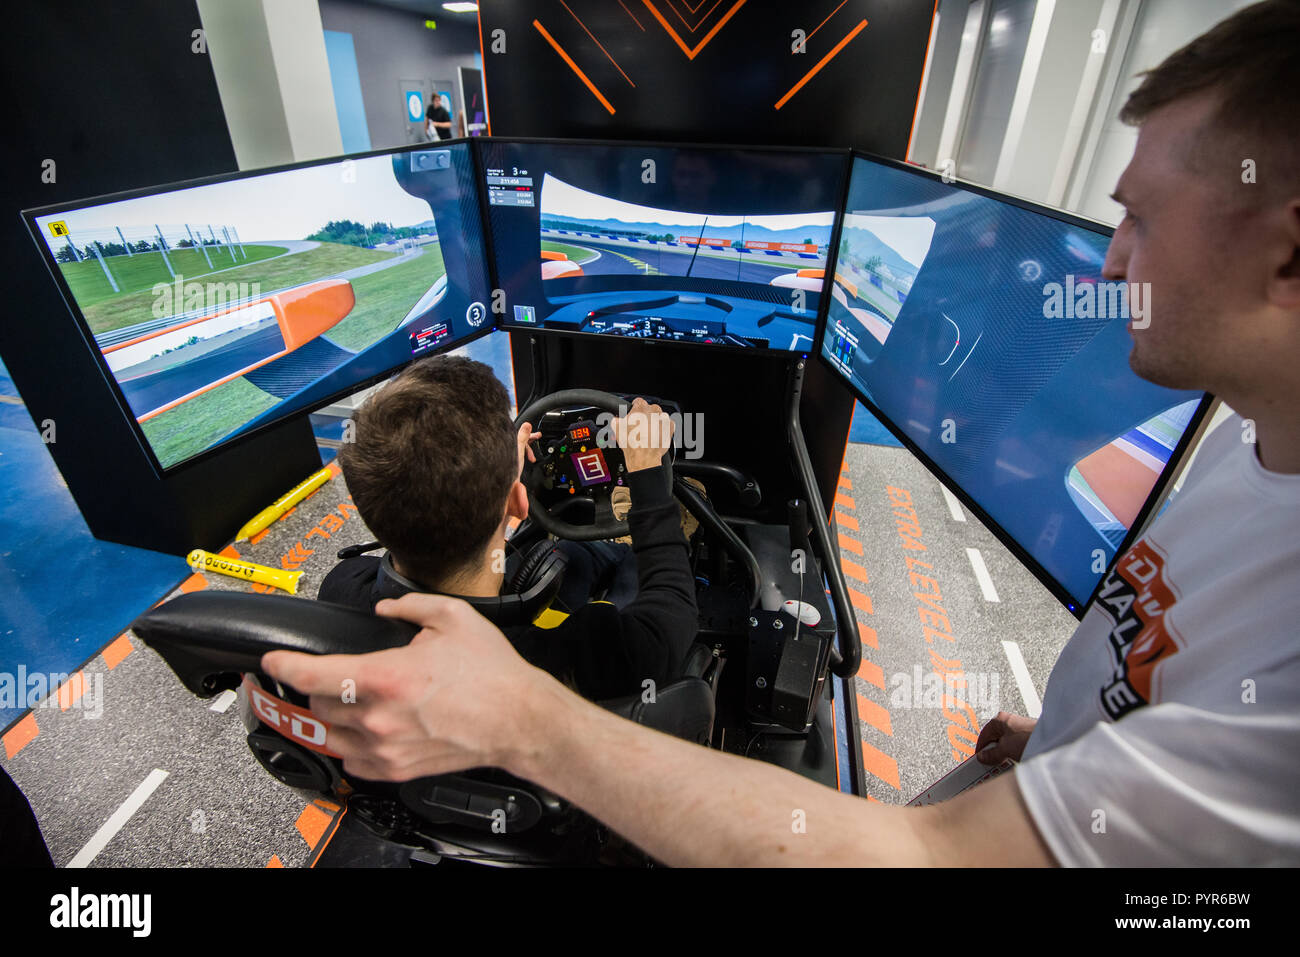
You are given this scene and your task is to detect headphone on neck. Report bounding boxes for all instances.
[342,539,569,629]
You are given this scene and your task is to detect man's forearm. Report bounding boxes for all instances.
[507,672,940,866]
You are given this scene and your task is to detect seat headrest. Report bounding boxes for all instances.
[132,591,417,696]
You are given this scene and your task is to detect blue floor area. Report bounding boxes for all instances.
[0,359,187,731]
[849,401,902,448]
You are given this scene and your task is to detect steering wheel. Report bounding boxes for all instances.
[514,389,674,541]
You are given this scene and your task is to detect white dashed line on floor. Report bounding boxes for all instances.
[939,483,966,522]
[965,547,1000,602]
[68,768,169,867]
[1001,641,1043,718]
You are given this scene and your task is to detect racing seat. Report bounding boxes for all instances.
[132,591,715,865]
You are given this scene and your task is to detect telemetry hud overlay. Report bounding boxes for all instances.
[821,156,1206,609]
[482,141,847,352]
[30,145,491,470]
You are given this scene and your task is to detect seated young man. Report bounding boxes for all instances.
[318,355,698,702]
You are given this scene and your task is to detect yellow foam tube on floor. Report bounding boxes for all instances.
[187,549,302,594]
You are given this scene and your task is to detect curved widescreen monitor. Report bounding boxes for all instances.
[25,142,492,471]
[819,154,1211,613]
[483,139,848,353]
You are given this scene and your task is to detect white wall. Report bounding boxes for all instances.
[994,0,1107,201]
[197,0,343,170]
[909,0,970,168]
[957,0,1038,186]
[1072,0,1257,223]
[263,0,344,163]
[914,0,1260,221]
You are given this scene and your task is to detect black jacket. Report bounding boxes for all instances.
[317,466,698,701]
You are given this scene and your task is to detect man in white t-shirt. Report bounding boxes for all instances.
[261,1,1300,866]
[981,411,1300,865]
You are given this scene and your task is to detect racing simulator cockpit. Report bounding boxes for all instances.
[24,137,1211,866]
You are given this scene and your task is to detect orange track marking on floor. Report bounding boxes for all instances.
[834,492,855,510]
[102,634,134,670]
[859,739,900,789]
[296,804,332,848]
[838,533,863,556]
[3,713,39,759]
[848,588,873,614]
[296,806,332,847]
[838,475,853,490]
[219,544,240,559]
[179,574,208,593]
[841,558,869,583]
[857,693,893,736]
[835,510,859,531]
[266,854,284,868]
[857,659,885,690]
[57,672,87,711]
[858,623,879,649]
[866,794,881,803]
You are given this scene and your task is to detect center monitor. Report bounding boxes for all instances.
[481,140,848,353]
[819,154,1211,614]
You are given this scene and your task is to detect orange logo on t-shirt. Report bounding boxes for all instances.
[1094,539,1182,719]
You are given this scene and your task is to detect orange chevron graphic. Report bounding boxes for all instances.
[775,18,869,110]
[534,19,616,114]
[665,0,726,32]
[642,0,747,60]
[283,542,314,569]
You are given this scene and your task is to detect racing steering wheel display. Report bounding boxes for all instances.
[514,389,675,541]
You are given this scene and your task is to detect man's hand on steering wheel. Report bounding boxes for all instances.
[613,397,675,472]
[514,390,676,540]
[517,420,541,470]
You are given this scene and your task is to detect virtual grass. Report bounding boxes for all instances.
[141,376,278,469]
[60,245,287,309]
[540,240,601,265]
[326,244,447,352]
[138,243,449,467]
[76,243,397,335]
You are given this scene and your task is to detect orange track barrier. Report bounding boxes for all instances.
[134,279,355,423]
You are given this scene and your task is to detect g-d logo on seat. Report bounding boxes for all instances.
[243,676,340,757]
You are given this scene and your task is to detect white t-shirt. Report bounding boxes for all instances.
[1016,413,1300,866]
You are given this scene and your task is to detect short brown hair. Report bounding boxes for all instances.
[1119,1,1300,193]
[339,355,517,586]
